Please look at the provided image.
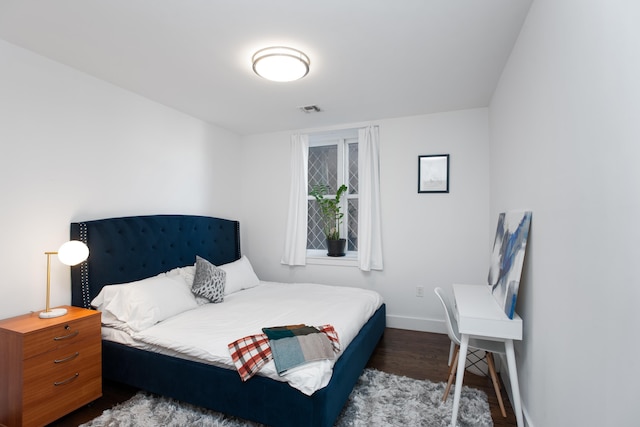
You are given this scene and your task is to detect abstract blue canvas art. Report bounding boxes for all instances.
[487,210,532,318]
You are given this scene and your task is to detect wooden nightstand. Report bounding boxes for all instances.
[0,306,102,427]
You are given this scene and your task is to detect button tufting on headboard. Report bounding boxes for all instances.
[70,215,241,308]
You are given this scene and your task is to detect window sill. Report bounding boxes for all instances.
[306,250,358,267]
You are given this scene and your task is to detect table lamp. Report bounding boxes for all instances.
[39,240,89,319]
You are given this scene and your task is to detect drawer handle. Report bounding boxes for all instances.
[54,352,79,364]
[54,373,79,386]
[53,330,79,341]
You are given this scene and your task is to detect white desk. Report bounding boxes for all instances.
[451,284,524,427]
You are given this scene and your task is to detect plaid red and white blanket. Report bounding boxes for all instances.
[228,324,340,381]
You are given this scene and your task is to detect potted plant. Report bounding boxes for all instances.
[310,183,348,256]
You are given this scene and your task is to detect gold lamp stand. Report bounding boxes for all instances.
[39,241,89,319]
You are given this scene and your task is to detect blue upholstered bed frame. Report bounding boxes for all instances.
[69,214,386,427]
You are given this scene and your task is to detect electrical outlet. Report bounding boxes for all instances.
[416,286,424,297]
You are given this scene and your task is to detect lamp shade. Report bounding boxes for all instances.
[252,47,310,82]
[57,240,89,266]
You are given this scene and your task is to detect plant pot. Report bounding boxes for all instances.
[326,238,346,257]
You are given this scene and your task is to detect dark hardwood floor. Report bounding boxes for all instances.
[48,328,516,426]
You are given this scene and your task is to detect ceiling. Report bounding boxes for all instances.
[0,0,532,136]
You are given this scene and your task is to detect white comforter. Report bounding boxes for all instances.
[116,281,383,395]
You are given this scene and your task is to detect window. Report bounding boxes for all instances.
[307,130,359,253]
[281,125,381,270]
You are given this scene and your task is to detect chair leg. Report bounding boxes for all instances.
[448,340,456,366]
[443,345,459,402]
[486,352,507,418]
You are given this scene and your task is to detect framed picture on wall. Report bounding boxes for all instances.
[418,154,449,193]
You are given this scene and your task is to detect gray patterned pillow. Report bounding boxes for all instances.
[192,256,226,303]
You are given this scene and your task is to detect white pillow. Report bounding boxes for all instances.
[160,265,209,305]
[219,255,260,295]
[91,275,198,332]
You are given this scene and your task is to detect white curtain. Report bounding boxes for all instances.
[281,133,309,266]
[357,125,384,271]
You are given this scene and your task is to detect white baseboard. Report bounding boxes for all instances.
[522,404,534,427]
[385,314,446,334]
[497,354,534,427]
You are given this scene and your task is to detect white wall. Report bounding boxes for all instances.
[240,109,491,332]
[0,40,242,319]
[489,0,639,425]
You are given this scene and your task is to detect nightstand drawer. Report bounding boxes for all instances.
[24,339,101,393]
[22,341,101,426]
[22,315,100,359]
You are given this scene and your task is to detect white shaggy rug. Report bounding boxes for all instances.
[81,369,492,427]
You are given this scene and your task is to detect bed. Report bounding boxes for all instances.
[69,214,386,427]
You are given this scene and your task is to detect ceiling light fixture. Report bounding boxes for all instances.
[252,46,310,82]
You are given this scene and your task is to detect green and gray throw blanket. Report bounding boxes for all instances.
[262,325,338,375]
[228,324,340,381]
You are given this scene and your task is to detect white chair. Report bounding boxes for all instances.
[434,287,507,417]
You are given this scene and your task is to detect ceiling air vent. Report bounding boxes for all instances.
[299,105,321,113]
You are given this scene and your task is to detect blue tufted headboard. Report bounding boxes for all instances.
[70,215,241,308]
